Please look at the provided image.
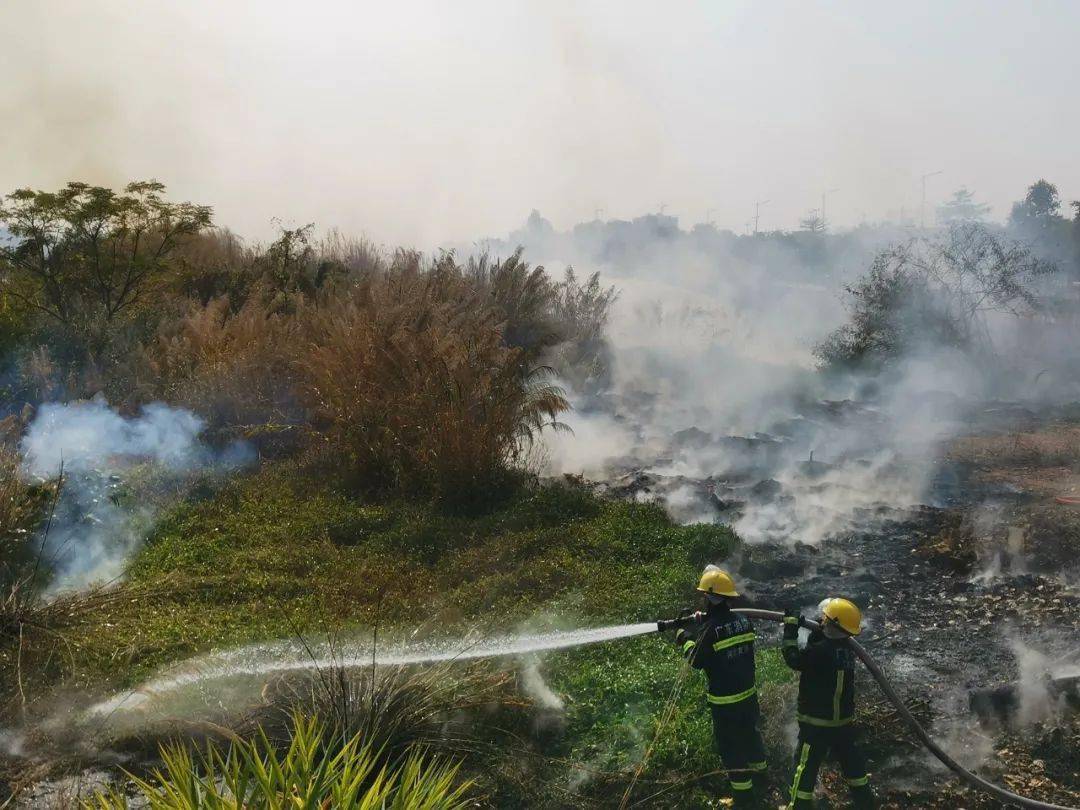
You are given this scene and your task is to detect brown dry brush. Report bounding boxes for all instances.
[297,262,569,498]
[3,182,604,501]
[0,450,72,712]
[131,292,302,452]
[123,242,590,497]
[0,441,53,642]
[0,439,154,720]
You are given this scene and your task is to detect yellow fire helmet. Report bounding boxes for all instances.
[696,565,738,598]
[821,597,862,636]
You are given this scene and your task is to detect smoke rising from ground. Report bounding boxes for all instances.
[520,657,565,712]
[523,226,953,543]
[518,213,1080,548]
[23,400,208,477]
[19,398,253,592]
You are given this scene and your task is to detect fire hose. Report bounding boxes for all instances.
[657,608,1077,810]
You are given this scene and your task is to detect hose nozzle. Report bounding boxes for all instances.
[656,611,703,632]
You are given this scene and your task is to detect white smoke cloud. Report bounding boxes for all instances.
[520,656,565,712]
[528,209,1080,553]
[19,397,253,593]
[22,398,209,476]
[530,225,981,545]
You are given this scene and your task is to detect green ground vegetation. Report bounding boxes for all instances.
[12,464,799,807]
[46,466,736,688]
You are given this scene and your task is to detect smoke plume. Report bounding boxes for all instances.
[514,220,972,543]
[19,397,253,592]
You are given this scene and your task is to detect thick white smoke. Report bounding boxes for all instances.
[522,218,1047,546]
[22,399,208,477]
[19,397,253,593]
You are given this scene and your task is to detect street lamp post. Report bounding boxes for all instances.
[754,200,770,234]
[921,171,943,229]
[821,188,840,231]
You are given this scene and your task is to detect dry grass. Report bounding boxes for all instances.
[465,249,560,355]
[296,263,568,498]
[945,424,1080,575]
[948,425,1080,470]
[0,444,38,557]
[0,448,158,715]
[550,268,618,393]
[132,294,301,450]
[125,246,593,497]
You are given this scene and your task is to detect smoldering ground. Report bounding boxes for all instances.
[18,398,253,593]
[528,216,1079,554]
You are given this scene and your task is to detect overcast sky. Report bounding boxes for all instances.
[3,1,1078,247]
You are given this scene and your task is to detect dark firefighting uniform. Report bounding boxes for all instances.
[781,613,874,809]
[675,602,767,806]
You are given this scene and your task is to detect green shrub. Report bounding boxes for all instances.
[0,180,212,368]
[84,713,472,809]
[257,661,507,770]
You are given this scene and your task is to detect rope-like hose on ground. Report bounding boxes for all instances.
[734,608,1077,810]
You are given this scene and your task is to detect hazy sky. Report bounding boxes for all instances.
[3,1,1078,247]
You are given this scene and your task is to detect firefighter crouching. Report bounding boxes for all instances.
[674,566,768,807]
[782,597,875,809]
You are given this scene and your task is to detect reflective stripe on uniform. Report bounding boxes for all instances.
[713,631,756,652]
[707,685,757,705]
[747,760,767,771]
[730,779,753,791]
[784,616,799,625]
[796,712,853,727]
[832,669,845,723]
[846,775,870,787]
[782,639,798,648]
[682,639,696,654]
[789,742,813,807]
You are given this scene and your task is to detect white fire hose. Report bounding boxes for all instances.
[734,608,1078,810]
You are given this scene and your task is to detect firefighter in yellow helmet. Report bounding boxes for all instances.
[670,566,768,807]
[782,597,875,809]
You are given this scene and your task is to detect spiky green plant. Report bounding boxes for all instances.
[257,660,507,770]
[83,714,473,809]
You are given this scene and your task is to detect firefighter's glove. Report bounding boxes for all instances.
[783,606,801,637]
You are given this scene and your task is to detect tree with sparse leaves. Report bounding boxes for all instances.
[816,222,1057,372]
[0,181,211,353]
[937,188,991,224]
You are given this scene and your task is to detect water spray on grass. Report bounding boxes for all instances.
[86,622,658,720]
[62,606,1080,809]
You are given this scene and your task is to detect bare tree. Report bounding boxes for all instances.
[816,223,1056,371]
